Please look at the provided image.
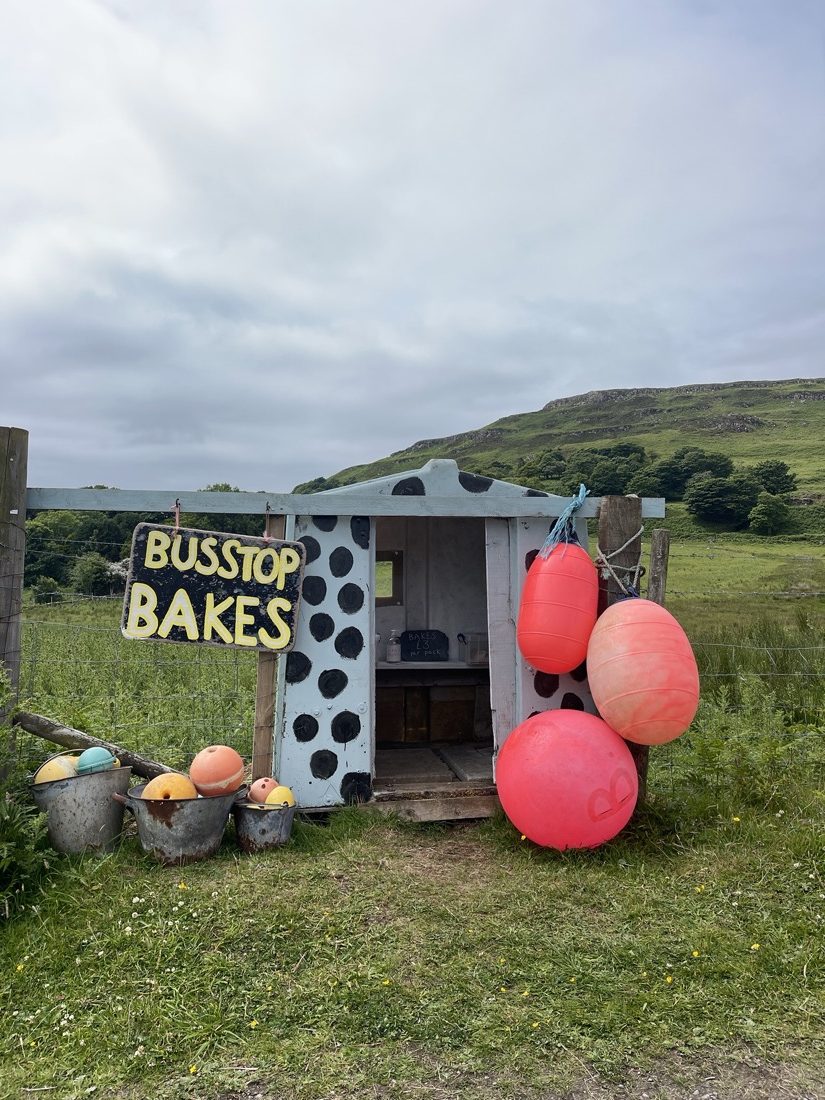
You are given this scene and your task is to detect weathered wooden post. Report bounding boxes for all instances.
[252,512,285,779]
[0,426,28,714]
[647,528,670,607]
[596,495,647,796]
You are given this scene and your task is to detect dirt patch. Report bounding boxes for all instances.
[205,1052,823,1100]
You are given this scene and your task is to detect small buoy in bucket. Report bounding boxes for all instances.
[142,773,198,800]
[34,755,77,784]
[189,745,245,797]
[264,785,296,808]
[249,777,279,804]
[76,747,117,775]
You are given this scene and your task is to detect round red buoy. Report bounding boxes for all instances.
[587,598,699,745]
[496,710,638,850]
[517,542,598,674]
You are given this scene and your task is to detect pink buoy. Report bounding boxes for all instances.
[587,598,699,745]
[517,542,598,674]
[496,710,638,850]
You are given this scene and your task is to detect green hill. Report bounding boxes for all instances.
[314,377,825,496]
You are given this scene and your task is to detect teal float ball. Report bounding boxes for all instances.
[76,747,116,774]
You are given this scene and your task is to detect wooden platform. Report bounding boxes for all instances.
[370,743,498,821]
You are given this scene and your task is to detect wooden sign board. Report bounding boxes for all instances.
[121,523,306,653]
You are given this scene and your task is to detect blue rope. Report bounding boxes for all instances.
[538,484,590,559]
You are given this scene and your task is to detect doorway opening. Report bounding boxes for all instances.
[373,516,493,792]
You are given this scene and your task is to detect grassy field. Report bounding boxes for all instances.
[3,531,824,1099]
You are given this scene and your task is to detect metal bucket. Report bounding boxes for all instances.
[31,756,133,855]
[232,801,296,854]
[118,784,246,865]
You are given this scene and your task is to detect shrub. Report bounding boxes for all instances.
[70,552,113,596]
[748,491,791,535]
[32,577,62,605]
[0,787,50,919]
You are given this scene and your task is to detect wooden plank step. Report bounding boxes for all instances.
[436,744,493,783]
[368,792,501,822]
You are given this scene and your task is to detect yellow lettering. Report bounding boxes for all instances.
[203,592,233,643]
[217,538,240,580]
[276,547,302,590]
[123,582,159,639]
[194,536,220,576]
[258,597,292,650]
[233,595,259,647]
[170,533,198,572]
[253,547,280,585]
[144,530,171,569]
[236,545,258,582]
[157,589,199,641]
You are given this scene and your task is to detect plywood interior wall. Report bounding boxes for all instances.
[375,517,488,661]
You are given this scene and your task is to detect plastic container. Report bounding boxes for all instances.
[386,629,401,663]
[458,632,489,666]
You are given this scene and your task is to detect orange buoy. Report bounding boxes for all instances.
[586,598,699,745]
[189,745,245,797]
[517,542,599,674]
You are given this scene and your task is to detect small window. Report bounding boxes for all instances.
[375,551,403,606]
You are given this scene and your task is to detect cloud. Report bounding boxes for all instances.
[1,0,823,491]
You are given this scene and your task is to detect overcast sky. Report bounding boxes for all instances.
[3,1,824,493]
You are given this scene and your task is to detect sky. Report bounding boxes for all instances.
[2,0,824,493]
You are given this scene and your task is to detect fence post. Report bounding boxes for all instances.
[0,426,28,716]
[252,513,285,779]
[596,495,647,797]
[647,528,670,607]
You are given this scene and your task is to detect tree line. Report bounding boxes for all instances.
[25,454,801,599]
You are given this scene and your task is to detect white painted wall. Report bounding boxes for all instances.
[375,517,488,661]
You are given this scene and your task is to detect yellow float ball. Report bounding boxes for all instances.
[142,773,198,800]
[34,756,77,783]
[264,785,296,808]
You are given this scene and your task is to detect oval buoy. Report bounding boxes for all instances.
[587,598,699,745]
[496,710,638,850]
[517,542,598,674]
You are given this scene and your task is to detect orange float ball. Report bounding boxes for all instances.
[189,745,245,797]
[249,777,279,804]
[587,598,700,745]
[142,773,198,800]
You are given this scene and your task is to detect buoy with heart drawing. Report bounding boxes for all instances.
[495,710,638,849]
[586,598,699,745]
[516,484,598,675]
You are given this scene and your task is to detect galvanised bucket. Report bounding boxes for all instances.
[117,784,246,866]
[232,801,296,854]
[31,756,133,855]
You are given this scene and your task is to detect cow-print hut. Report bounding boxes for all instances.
[273,460,661,818]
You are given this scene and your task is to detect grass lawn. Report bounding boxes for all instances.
[4,528,825,1099]
[1,795,823,1100]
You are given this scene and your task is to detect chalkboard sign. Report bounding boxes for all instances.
[400,629,449,662]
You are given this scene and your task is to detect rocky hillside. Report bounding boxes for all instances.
[305,378,825,495]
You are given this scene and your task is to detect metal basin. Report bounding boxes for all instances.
[118,784,246,866]
[31,759,132,855]
[232,801,296,854]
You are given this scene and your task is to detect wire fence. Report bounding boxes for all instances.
[5,591,823,794]
[5,517,825,797]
